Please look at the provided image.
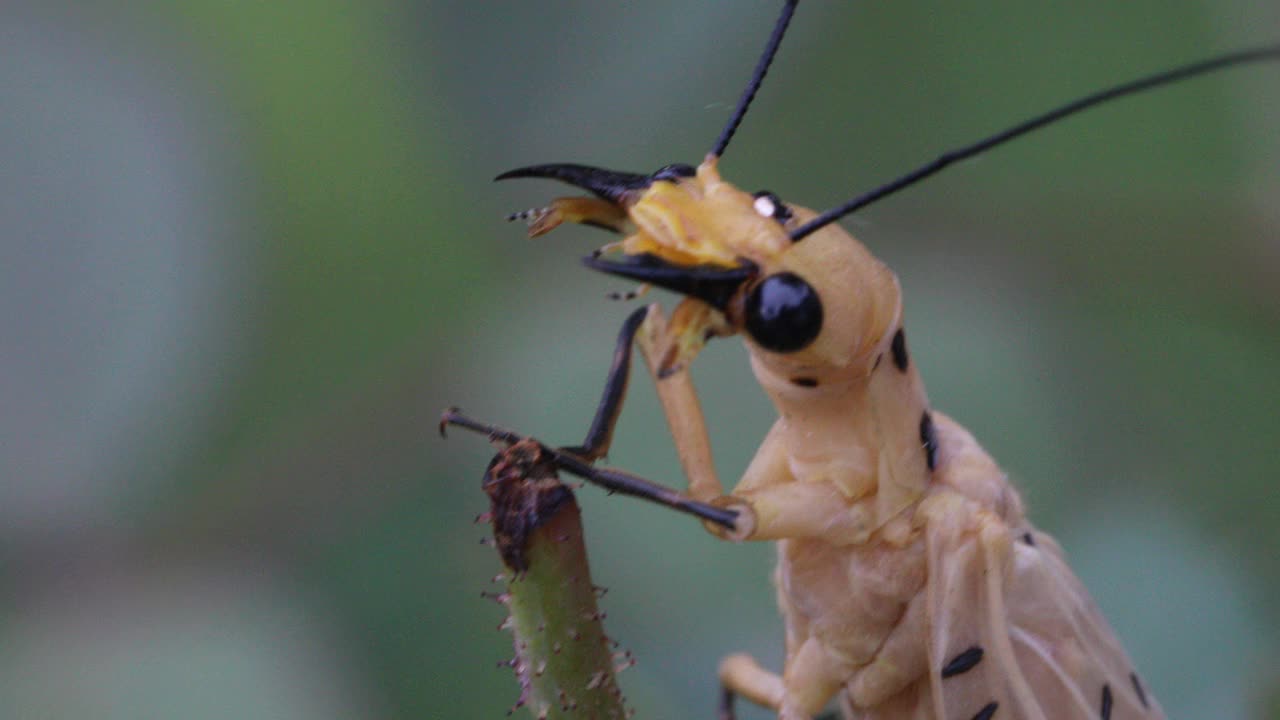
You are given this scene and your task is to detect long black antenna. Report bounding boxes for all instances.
[790,44,1280,242]
[711,0,800,158]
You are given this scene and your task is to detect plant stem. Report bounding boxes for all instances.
[484,440,628,720]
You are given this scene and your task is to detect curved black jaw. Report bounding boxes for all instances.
[583,253,756,312]
[495,162,696,205]
[495,163,650,205]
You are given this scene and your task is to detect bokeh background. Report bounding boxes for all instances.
[1,1,1277,718]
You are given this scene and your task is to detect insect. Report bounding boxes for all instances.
[446,3,1278,718]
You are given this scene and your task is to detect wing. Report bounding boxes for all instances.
[918,493,1164,720]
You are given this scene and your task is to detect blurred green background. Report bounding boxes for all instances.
[1,1,1277,718]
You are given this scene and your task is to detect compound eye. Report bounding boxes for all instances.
[744,272,823,352]
[751,190,793,223]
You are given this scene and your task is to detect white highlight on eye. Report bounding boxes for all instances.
[753,195,776,218]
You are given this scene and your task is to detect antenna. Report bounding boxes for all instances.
[790,44,1280,242]
[711,0,799,158]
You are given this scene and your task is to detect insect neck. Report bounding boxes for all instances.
[748,312,935,535]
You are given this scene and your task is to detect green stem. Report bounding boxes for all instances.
[483,440,629,720]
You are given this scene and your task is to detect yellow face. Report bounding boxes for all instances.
[598,155,901,383]
[618,157,791,269]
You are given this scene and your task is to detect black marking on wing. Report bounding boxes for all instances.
[920,411,938,471]
[1130,672,1149,709]
[1101,684,1113,719]
[971,701,998,720]
[891,328,909,371]
[941,645,984,678]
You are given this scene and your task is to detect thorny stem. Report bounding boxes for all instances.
[481,440,629,719]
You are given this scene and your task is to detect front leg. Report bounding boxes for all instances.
[441,408,740,530]
[560,301,724,507]
[565,301,872,544]
[558,305,651,462]
[446,302,877,542]
[441,301,744,529]
[633,300,727,502]
[446,404,874,546]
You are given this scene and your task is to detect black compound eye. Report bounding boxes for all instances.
[651,163,696,182]
[751,190,793,223]
[744,272,823,352]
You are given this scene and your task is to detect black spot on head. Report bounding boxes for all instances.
[891,328,909,372]
[1130,673,1149,709]
[790,377,818,388]
[941,646,983,678]
[919,411,938,471]
[1101,684,1112,720]
[971,702,998,720]
[1022,532,1036,546]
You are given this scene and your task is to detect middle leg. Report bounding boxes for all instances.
[718,636,849,720]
